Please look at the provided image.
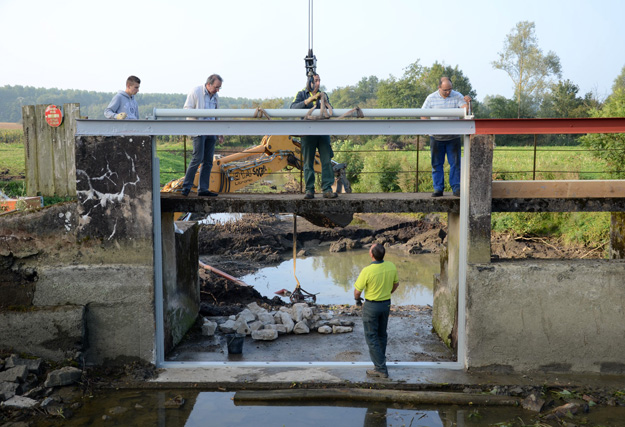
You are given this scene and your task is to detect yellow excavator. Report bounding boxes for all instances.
[161,135,353,228]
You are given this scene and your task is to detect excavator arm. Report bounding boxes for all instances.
[161,135,352,227]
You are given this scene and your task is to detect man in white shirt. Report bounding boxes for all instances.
[181,74,223,197]
[421,77,471,198]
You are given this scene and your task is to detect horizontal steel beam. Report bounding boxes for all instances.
[152,108,467,119]
[76,119,476,136]
[475,118,625,135]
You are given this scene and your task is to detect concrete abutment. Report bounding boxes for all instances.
[1,132,625,374]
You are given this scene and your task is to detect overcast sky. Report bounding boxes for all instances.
[1,0,624,102]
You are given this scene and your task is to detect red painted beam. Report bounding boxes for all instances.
[474,118,625,135]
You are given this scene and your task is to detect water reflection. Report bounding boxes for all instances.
[48,390,625,427]
[239,248,439,306]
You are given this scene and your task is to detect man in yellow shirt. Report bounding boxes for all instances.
[354,244,399,378]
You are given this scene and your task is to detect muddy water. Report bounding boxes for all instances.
[38,390,625,426]
[239,247,439,306]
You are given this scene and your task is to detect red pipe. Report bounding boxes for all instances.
[199,261,250,287]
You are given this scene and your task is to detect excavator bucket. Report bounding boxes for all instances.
[299,162,353,228]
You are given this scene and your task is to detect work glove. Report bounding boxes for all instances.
[355,297,363,307]
[305,92,321,105]
[115,112,127,120]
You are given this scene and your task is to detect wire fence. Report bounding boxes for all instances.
[155,134,624,192]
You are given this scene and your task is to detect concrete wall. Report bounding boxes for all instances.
[465,259,625,373]
[0,135,158,365]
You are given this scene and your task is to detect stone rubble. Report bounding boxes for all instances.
[202,302,354,341]
[0,354,83,412]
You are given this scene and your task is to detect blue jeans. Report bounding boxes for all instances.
[362,299,391,374]
[182,135,216,192]
[301,135,334,193]
[430,137,461,193]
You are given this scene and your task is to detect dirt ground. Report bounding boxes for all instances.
[196,212,602,317]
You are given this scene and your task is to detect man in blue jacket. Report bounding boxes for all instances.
[104,75,140,120]
[290,74,337,199]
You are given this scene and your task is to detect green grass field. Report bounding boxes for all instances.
[0,134,614,252]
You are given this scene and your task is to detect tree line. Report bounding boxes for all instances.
[1,21,623,149]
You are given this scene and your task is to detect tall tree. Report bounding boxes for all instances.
[611,64,625,93]
[580,87,625,178]
[539,79,589,118]
[377,60,476,109]
[492,21,562,118]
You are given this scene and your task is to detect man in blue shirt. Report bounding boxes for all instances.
[421,77,471,197]
[181,74,223,197]
[104,75,140,120]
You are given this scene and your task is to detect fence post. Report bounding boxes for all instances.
[415,135,420,192]
[532,134,538,180]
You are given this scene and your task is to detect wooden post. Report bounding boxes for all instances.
[21,103,80,197]
[611,212,625,259]
[22,105,39,196]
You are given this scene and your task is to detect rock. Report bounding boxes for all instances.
[248,321,264,332]
[237,308,256,323]
[109,405,129,415]
[235,318,251,335]
[257,312,275,325]
[41,396,60,408]
[0,382,19,401]
[312,321,329,329]
[201,320,217,336]
[218,319,237,334]
[297,249,307,257]
[251,329,278,341]
[277,312,294,333]
[44,366,82,388]
[547,402,582,419]
[291,304,308,322]
[319,313,333,321]
[521,392,546,412]
[228,315,236,321]
[293,321,310,334]
[328,318,342,326]
[302,306,313,320]
[332,326,353,334]
[1,395,38,409]
[0,366,28,383]
[509,386,525,396]
[5,355,43,374]
[247,302,267,316]
[340,320,355,327]
[318,326,332,334]
[329,238,360,253]
[265,324,288,334]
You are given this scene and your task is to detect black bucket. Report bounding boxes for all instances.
[226,333,245,354]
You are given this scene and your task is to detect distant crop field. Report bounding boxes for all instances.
[0,122,21,130]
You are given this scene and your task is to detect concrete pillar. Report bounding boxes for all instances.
[610,212,625,259]
[161,213,200,354]
[433,212,460,348]
[466,134,494,263]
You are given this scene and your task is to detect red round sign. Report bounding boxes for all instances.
[45,105,63,127]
